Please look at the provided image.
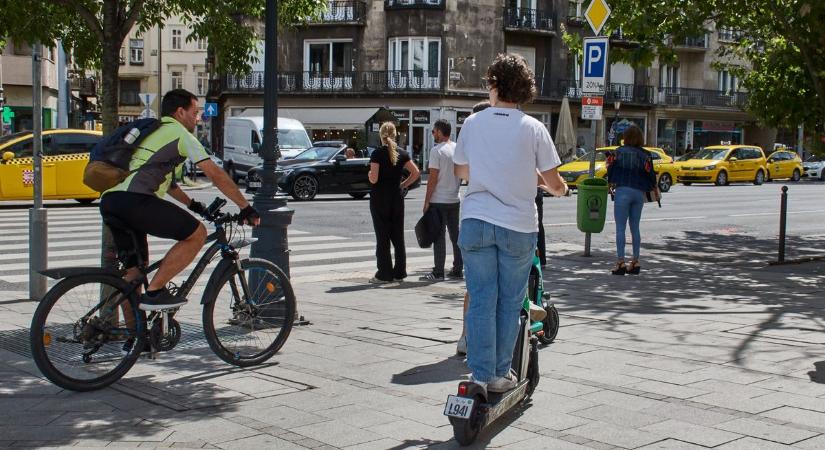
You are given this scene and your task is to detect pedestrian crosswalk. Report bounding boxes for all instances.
[0,207,451,291]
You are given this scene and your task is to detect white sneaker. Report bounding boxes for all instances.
[529,302,547,322]
[488,370,518,393]
[456,335,467,355]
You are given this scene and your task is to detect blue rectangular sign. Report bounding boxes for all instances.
[204,102,219,117]
[582,37,609,94]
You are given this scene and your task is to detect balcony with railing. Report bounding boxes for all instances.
[671,34,709,51]
[384,0,445,10]
[718,27,745,43]
[69,77,97,97]
[554,80,655,104]
[308,1,367,25]
[503,7,556,34]
[657,87,747,109]
[216,70,443,94]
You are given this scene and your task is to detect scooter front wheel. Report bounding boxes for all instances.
[538,304,560,345]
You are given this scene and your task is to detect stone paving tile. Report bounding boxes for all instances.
[687,365,776,385]
[637,401,740,427]
[756,392,825,413]
[341,438,406,449]
[793,434,825,449]
[627,358,711,374]
[499,436,591,449]
[316,404,399,428]
[625,368,711,386]
[687,379,774,398]
[366,419,453,446]
[716,436,800,449]
[562,421,664,449]
[570,404,666,429]
[292,420,386,447]
[528,391,599,414]
[232,404,332,430]
[760,406,825,431]
[577,389,667,412]
[640,419,743,447]
[689,391,786,414]
[165,418,259,445]
[634,439,708,449]
[514,409,592,431]
[626,380,710,399]
[715,417,818,444]
[534,377,602,397]
[0,411,61,426]
[752,377,825,397]
[216,433,308,449]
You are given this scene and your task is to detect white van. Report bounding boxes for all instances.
[223,116,312,181]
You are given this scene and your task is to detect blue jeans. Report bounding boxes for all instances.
[613,186,644,260]
[459,218,536,383]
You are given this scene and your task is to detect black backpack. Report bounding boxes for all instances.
[82,118,162,192]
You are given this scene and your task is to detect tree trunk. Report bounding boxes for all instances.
[100,0,122,272]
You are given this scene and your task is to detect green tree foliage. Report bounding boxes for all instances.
[567,0,825,131]
[0,0,326,132]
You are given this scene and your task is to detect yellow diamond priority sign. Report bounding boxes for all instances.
[585,0,611,35]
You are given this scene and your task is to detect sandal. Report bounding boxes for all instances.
[611,261,627,276]
[628,261,641,275]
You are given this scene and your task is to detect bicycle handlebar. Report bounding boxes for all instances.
[203,197,242,225]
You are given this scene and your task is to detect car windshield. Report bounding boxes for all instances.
[693,148,730,160]
[262,128,312,149]
[293,146,340,161]
[576,151,609,162]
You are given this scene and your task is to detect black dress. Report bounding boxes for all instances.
[369,146,411,281]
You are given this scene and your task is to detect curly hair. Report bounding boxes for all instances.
[484,53,537,105]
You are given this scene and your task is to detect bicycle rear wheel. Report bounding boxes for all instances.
[30,275,146,391]
[202,258,295,367]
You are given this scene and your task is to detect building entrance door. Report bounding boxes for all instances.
[411,125,427,168]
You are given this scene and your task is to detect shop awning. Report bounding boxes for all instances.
[280,107,379,130]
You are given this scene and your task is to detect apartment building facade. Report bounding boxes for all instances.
[117,18,209,139]
[209,0,769,167]
[0,39,61,134]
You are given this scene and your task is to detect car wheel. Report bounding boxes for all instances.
[820,171,825,181]
[349,192,368,199]
[715,171,728,186]
[754,170,765,185]
[291,174,318,201]
[75,198,96,205]
[658,173,672,193]
[791,169,801,182]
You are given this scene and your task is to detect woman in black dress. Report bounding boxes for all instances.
[368,122,421,283]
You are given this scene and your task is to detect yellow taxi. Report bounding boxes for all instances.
[766,150,803,182]
[558,146,681,192]
[678,145,767,186]
[0,129,103,203]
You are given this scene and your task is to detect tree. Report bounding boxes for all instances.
[0,0,327,134]
[566,0,825,133]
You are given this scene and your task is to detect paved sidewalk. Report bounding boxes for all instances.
[1,239,824,449]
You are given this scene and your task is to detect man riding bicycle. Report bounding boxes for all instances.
[99,89,260,311]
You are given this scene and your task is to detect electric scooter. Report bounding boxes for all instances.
[444,295,543,445]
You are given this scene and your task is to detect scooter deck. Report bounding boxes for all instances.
[478,379,530,428]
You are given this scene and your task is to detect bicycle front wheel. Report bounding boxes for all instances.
[30,274,146,391]
[202,258,295,367]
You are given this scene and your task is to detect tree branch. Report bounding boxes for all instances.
[54,0,104,42]
[120,0,146,42]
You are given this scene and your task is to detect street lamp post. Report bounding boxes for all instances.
[250,0,294,275]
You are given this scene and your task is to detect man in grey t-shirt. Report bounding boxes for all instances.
[421,119,462,281]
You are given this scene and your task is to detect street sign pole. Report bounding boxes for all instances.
[581,0,611,257]
[30,42,47,300]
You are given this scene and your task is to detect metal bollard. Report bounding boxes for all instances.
[778,186,788,263]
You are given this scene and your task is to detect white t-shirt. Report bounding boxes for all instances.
[453,107,561,233]
[428,141,460,204]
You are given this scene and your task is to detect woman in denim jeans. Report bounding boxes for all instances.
[606,125,657,275]
[453,54,568,393]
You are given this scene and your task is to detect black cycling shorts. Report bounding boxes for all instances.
[100,191,200,268]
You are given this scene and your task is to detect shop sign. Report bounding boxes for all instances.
[390,110,409,120]
[456,111,471,125]
[701,121,735,132]
[412,110,430,124]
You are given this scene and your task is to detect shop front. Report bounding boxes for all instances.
[657,118,744,156]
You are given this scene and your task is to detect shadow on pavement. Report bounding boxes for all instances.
[391,356,467,385]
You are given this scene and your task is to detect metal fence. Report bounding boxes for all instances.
[503,7,556,32]
[219,71,443,94]
[309,1,366,23]
[384,0,445,9]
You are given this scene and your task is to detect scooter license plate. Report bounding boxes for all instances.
[444,395,474,419]
[248,181,262,188]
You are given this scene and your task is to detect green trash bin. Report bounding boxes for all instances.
[576,177,609,233]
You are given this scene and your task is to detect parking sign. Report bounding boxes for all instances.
[582,37,609,95]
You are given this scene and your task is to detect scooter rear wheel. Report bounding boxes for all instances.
[450,395,484,446]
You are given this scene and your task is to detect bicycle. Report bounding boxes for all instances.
[29,198,296,392]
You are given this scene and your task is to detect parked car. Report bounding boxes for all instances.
[246,144,420,200]
[765,150,803,182]
[0,129,102,203]
[557,146,679,192]
[803,156,825,180]
[678,145,767,186]
[222,116,312,182]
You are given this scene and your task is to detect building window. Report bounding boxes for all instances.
[388,37,440,73]
[304,40,353,73]
[171,71,184,90]
[129,39,144,65]
[171,28,183,50]
[197,37,207,50]
[568,0,583,18]
[659,65,679,89]
[197,71,208,95]
[718,70,738,93]
[119,79,141,106]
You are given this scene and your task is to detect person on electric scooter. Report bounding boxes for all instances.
[453,54,568,393]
